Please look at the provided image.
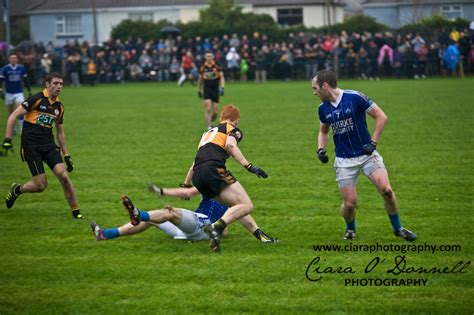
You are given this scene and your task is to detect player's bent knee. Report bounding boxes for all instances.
[381,187,394,199]
[343,200,357,210]
[36,181,48,192]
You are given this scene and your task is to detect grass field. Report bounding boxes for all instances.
[0,78,473,314]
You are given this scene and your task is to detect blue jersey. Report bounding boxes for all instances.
[195,197,228,223]
[318,90,373,158]
[0,64,27,94]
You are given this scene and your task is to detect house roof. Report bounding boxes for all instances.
[10,0,43,16]
[26,0,343,13]
[363,0,473,5]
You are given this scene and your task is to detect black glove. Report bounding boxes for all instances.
[0,90,4,99]
[245,163,268,178]
[2,138,13,154]
[198,91,203,99]
[219,87,224,96]
[362,140,377,155]
[317,148,329,164]
[64,155,74,172]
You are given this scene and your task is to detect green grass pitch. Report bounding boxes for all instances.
[0,78,473,314]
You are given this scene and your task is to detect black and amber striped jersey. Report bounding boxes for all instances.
[194,122,243,171]
[199,61,222,89]
[21,89,64,146]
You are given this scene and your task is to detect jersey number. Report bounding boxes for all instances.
[198,127,218,148]
[37,113,55,127]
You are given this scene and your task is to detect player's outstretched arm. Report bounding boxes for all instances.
[225,136,267,178]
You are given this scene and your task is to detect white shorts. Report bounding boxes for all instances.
[5,93,24,107]
[334,151,386,188]
[156,209,210,241]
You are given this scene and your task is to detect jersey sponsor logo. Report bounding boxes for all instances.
[36,113,55,127]
[331,117,354,135]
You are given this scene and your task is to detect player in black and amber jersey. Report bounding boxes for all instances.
[197,52,225,129]
[2,73,84,219]
[183,105,268,252]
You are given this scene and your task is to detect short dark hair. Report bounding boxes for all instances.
[45,72,63,85]
[313,70,337,88]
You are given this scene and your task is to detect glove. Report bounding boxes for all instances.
[198,91,203,99]
[245,163,268,178]
[64,155,74,172]
[362,140,377,155]
[317,148,329,164]
[2,138,13,154]
[219,87,224,96]
[0,90,4,99]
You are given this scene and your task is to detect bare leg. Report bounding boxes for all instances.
[204,99,212,127]
[339,185,357,224]
[21,173,48,193]
[117,221,152,236]
[215,181,253,225]
[53,163,78,208]
[368,168,398,215]
[211,102,218,122]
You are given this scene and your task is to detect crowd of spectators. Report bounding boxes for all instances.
[2,28,473,86]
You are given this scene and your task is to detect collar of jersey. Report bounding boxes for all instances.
[43,88,60,104]
[330,89,344,108]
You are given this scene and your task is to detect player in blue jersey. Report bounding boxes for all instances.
[0,53,31,133]
[312,70,416,242]
[91,184,278,243]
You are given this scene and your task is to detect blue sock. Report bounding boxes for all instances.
[389,213,402,231]
[140,211,150,221]
[103,228,120,239]
[346,220,356,231]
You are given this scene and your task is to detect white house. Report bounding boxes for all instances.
[25,0,345,44]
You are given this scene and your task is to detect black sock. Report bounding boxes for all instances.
[213,219,227,233]
[14,185,22,195]
[253,228,261,240]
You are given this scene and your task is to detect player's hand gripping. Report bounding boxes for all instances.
[64,155,74,172]
[2,138,13,155]
[245,163,268,178]
[362,140,377,155]
[317,148,329,164]
[219,87,224,96]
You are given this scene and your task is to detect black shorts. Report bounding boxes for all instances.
[192,166,236,198]
[20,144,63,176]
[203,87,219,103]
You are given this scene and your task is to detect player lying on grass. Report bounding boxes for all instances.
[91,184,278,243]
